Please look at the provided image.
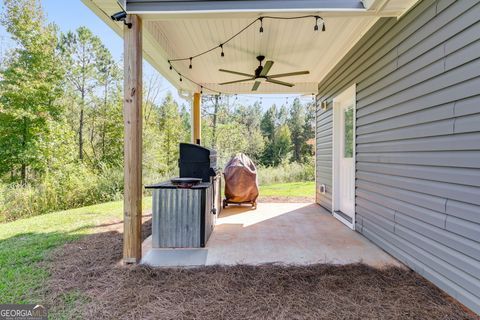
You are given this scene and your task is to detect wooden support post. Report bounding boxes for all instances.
[123,14,143,264]
[193,92,201,145]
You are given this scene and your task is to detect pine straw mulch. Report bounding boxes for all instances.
[42,217,478,320]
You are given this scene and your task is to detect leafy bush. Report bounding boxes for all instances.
[257,161,314,185]
[0,164,124,222]
[0,160,316,222]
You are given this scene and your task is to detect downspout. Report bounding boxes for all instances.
[178,89,197,144]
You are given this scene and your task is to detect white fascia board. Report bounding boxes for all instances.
[125,0,365,14]
[362,0,422,17]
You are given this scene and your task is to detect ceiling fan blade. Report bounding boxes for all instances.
[268,71,310,78]
[266,79,295,87]
[219,69,254,78]
[252,81,261,91]
[219,78,254,85]
[260,61,274,76]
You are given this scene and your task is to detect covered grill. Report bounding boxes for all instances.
[223,153,259,209]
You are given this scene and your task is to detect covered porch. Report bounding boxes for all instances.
[82,0,421,264]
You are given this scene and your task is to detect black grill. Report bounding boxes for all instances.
[179,143,217,182]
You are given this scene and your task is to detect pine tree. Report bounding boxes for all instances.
[0,0,64,184]
[59,27,107,161]
[288,98,306,162]
[158,93,186,173]
[260,104,294,166]
[234,102,265,161]
[301,101,316,162]
[260,104,277,141]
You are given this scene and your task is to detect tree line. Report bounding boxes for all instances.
[0,0,315,221]
[201,96,315,167]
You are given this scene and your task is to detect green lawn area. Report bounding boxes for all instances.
[0,181,314,305]
[259,181,315,197]
[0,197,152,304]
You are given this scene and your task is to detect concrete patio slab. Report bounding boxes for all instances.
[142,248,207,267]
[142,203,402,268]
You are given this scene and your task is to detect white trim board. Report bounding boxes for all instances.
[332,84,356,230]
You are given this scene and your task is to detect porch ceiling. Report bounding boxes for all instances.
[82,0,420,94]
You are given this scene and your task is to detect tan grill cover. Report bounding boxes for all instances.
[224,153,259,203]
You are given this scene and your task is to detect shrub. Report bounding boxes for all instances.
[0,160,315,222]
[0,164,124,222]
[257,161,314,185]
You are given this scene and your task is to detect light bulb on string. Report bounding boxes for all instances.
[220,44,225,57]
[167,14,328,74]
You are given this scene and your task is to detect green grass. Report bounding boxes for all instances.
[0,197,152,304]
[259,181,315,197]
[0,181,314,306]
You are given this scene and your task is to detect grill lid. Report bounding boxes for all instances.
[179,143,216,164]
[170,177,202,189]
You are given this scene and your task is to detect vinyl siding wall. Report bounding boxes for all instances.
[315,0,480,313]
[315,101,333,208]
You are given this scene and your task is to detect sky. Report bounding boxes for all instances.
[0,0,314,109]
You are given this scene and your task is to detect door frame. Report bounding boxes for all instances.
[332,84,356,230]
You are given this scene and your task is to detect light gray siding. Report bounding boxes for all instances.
[315,102,333,209]
[316,0,480,313]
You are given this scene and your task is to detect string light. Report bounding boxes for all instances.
[168,62,221,94]
[104,6,325,97]
[164,15,325,96]
[167,15,325,65]
[314,16,326,32]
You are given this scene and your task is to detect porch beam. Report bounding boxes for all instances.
[125,0,365,13]
[193,92,201,145]
[123,14,143,264]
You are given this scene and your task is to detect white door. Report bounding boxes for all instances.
[333,85,356,229]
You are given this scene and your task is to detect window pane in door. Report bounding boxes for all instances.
[344,107,354,158]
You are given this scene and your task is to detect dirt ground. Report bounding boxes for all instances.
[43,217,477,320]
